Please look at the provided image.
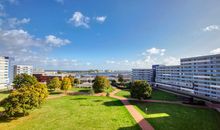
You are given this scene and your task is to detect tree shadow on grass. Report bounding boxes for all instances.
[0,112,27,123]
[49,91,63,95]
[0,90,11,94]
[78,90,90,93]
[118,124,141,130]
[102,100,124,106]
[70,97,88,100]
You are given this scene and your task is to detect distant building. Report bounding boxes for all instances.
[0,56,13,89]
[132,69,153,84]
[14,65,33,77]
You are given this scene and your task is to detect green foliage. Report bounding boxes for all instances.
[13,74,38,89]
[68,75,75,87]
[92,76,111,93]
[47,77,61,91]
[130,80,152,99]
[118,74,124,83]
[74,78,80,84]
[2,83,48,117]
[61,77,72,92]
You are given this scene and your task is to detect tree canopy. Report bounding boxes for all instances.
[47,77,61,90]
[92,76,111,93]
[13,74,38,89]
[61,77,72,92]
[130,80,152,99]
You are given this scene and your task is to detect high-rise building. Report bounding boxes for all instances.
[14,65,33,77]
[0,56,11,89]
[155,54,220,101]
[132,69,153,84]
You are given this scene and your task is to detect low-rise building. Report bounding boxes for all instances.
[14,65,33,77]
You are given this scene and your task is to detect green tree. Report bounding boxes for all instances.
[92,76,111,93]
[130,80,152,100]
[47,77,61,91]
[68,75,75,87]
[118,74,124,84]
[13,74,38,89]
[74,78,80,84]
[2,83,48,117]
[61,77,72,93]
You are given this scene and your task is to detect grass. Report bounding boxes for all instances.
[115,89,178,101]
[71,87,91,93]
[0,95,140,130]
[0,90,10,101]
[130,101,220,130]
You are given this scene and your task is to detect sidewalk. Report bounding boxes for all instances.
[110,89,154,130]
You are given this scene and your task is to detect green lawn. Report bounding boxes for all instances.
[0,95,140,130]
[115,89,178,101]
[130,101,220,130]
[71,87,91,93]
[0,90,10,101]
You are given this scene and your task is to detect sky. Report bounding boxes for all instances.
[0,0,220,70]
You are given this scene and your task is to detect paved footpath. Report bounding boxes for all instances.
[110,89,154,130]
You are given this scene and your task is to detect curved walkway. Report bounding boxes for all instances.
[110,89,154,130]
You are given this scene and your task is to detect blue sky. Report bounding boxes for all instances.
[0,0,220,70]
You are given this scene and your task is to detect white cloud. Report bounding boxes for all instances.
[162,56,179,65]
[45,35,70,47]
[68,11,90,28]
[6,18,30,28]
[210,48,220,54]
[55,0,64,4]
[95,16,107,23]
[145,47,166,56]
[203,25,219,32]
[106,60,115,64]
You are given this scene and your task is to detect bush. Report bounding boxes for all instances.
[13,74,38,89]
[130,80,152,100]
[92,76,111,93]
[47,77,61,91]
[61,77,72,93]
[2,83,48,117]
[74,78,80,85]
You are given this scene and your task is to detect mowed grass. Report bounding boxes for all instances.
[0,95,140,130]
[0,90,10,101]
[130,101,220,130]
[115,89,178,101]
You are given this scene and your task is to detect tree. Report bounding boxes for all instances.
[74,78,80,85]
[2,83,48,117]
[130,80,152,100]
[61,77,72,93]
[68,75,75,87]
[118,74,124,84]
[13,74,38,89]
[92,76,111,93]
[47,77,61,91]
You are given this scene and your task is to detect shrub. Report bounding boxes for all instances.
[74,78,80,85]
[47,77,61,91]
[92,76,111,93]
[130,80,152,100]
[2,83,48,117]
[61,77,72,93]
[13,74,38,89]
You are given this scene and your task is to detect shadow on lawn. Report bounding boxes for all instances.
[102,100,123,106]
[118,124,141,130]
[77,90,90,93]
[70,97,88,100]
[0,90,11,94]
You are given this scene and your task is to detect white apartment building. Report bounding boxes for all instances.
[132,69,153,84]
[155,54,220,102]
[0,56,11,89]
[14,65,33,77]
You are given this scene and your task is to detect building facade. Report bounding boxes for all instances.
[14,65,33,77]
[0,56,11,89]
[132,69,153,84]
[155,54,220,102]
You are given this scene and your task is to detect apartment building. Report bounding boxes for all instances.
[14,65,33,77]
[132,69,153,84]
[0,56,11,89]
[155,54,220,102]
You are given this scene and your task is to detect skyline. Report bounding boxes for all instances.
[0,0,220,70]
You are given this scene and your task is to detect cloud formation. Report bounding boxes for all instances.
[143,47,166,56]
[203,25,219,32]
[95,16,107,23]
[45,35,70,47]
[210,48,220,54]
[68,11,90,28]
